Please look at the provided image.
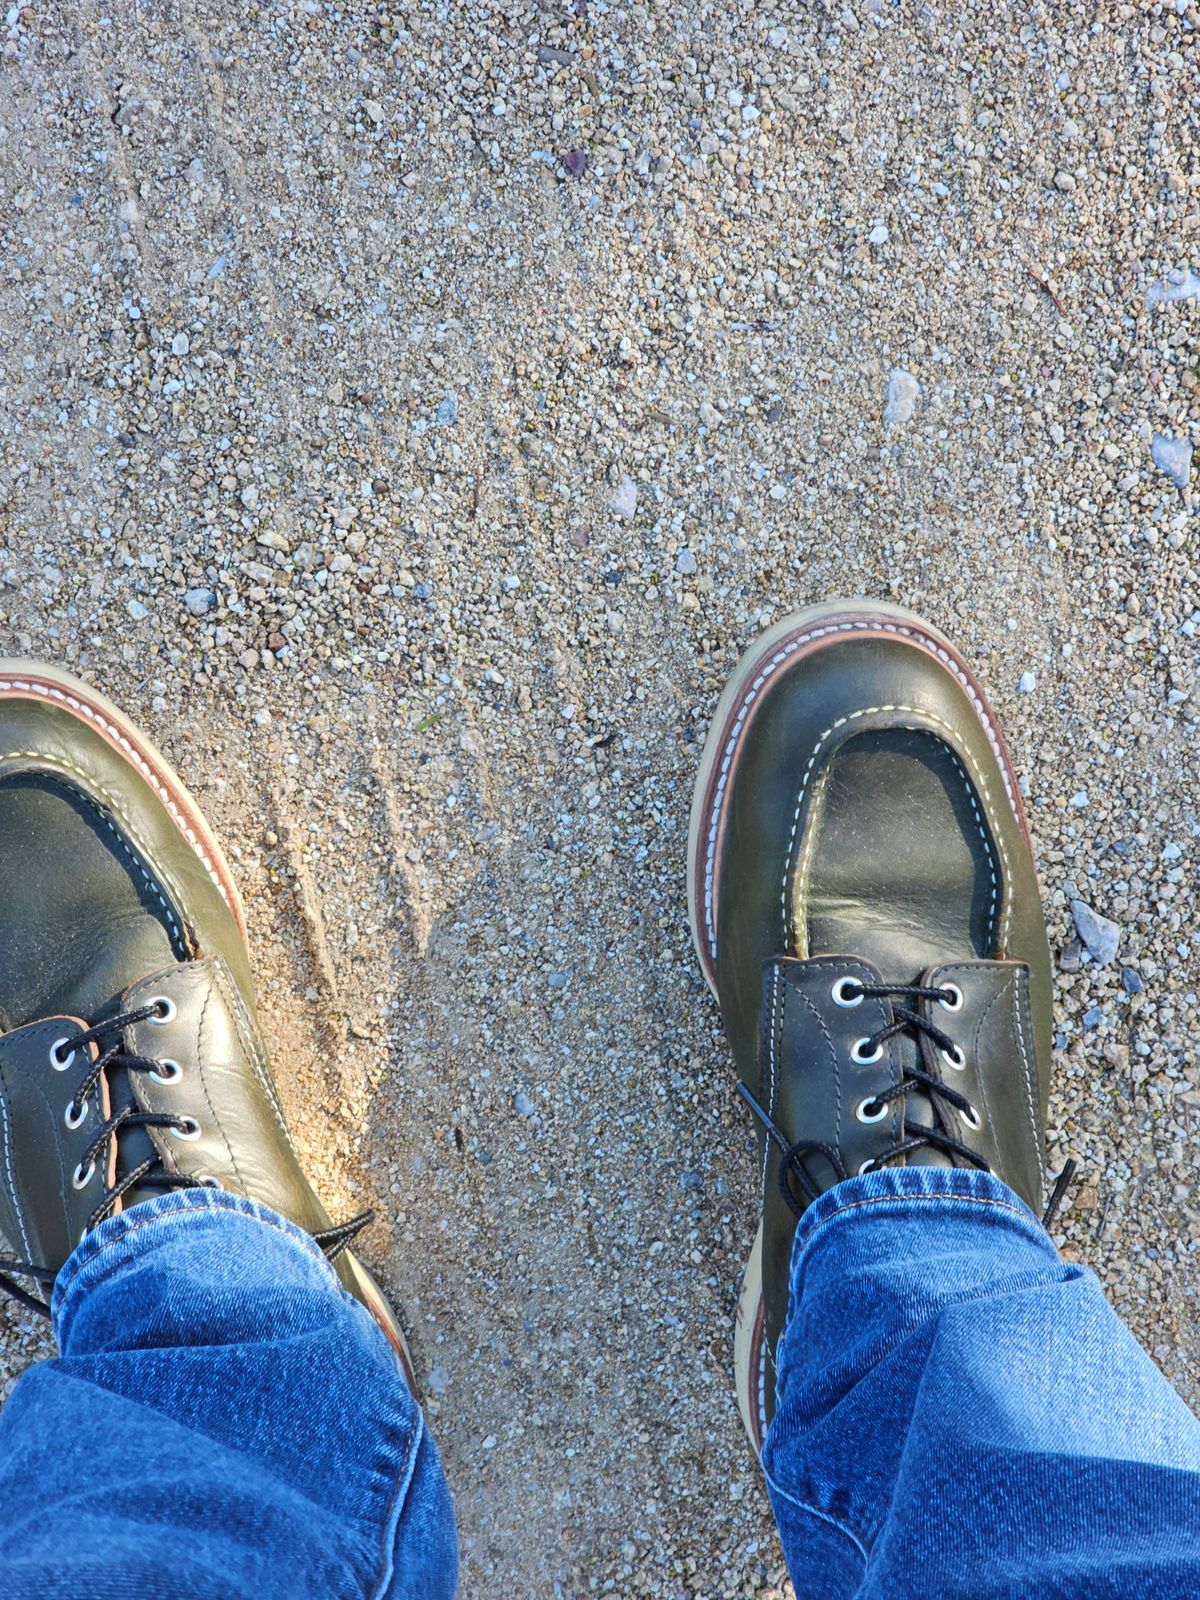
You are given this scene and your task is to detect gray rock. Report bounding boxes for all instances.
[436,394,458,426]
[183,587,217,617]
[1121,967,1144,995]
[171,331,190,356]
[1145,266,1200,307]
[1081,1005,1103,1028]
[1018,670,1038,693]
[1071,898,1121,965]
[883,368,919,425]
[675,548,697,575]
[547,970,568,989]
[513,1090,535,1116]
[607,475,638,519]
[1058,936,1084,973]
[126,598,148,621]
[1151,432,1193,489]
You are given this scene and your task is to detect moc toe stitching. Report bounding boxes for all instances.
[0,674,235,921]
[5,753,191,959]
[699,617,1024,966]
[779,706,1010,961]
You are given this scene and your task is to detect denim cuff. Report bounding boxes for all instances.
[51,1188,339,1335]
[789,1164,1053,1289]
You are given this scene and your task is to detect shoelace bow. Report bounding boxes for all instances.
[0,1000,372,1318]
[739,979,1076,1229]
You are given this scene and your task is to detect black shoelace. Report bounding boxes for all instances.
[739,979,1076,1229]
[0,1001,372,1317]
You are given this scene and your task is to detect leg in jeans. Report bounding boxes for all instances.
[686,602,1200,1592]
[765,1167,1200,1598]
[0,663,457,1598]
[0,1190,456,1599]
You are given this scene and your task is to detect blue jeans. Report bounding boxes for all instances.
[764,1167,1200,1598]
[0,1189,457,1598]
[2,1175,1200,1597]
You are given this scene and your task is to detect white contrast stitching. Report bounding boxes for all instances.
[0,1061,32,1260]
[1012,967,1046,1199]
[0,676,232,910]
[698,620,1022,963]
[19,763,190,960]
[761,964,782,1203]
[778,706,1011,956]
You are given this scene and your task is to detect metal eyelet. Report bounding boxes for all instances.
[147,996,177,1025]
[170,1116,202,1142]
[150,1059,183,1086]
[941,1045,967,1072]
[64,1099,89,1131]
[856,1096,888,1125]
[196,1172,224,1189]
[962,1105,982,1130]
[851,1038,884,1066]
[831,976,864,1009]
[49,1038,76,1071]
[858,1158,877,1176]
[938,983,964,1013]
[72,1160,96,1191]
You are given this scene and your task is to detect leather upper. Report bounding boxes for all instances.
[0,668,398,1353]
[706,621,1054,1431]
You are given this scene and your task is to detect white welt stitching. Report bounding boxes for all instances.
[0,676,230,909]
[700,620,1021,963]
[778,706,1012,954]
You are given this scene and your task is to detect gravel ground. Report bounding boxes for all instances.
[2,1,1199,1595]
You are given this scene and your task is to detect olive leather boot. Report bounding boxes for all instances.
[0,661,412,1385]
[687,602,1059,1454]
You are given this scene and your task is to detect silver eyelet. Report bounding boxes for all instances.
[962,1105,982,1130]
[858,1158,877,1176]
[49,1038,76,1071]
[938,983,964,1013]
[941,1045,967,1072]
[147,996,177,1025]
[856,1096,888,1124]
[72,1160,96,1190]
[831,976,864,1009]
[170,1116,202,1142]
[64,1099,89,1131]
[851,1038,884,1066]
[196,1172,224,1189]
[150,1059,183,1086]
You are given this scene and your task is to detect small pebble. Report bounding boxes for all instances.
[1019,670,1038,693]
[1071,899,1121,965]
[436,394,459,426]
[1151,433,1193,489]
[607,475,638,519]
[1121,968,1145,995]
[513,1090,535,1116]
[171,331,190,356]
[1059,937,1084,973]
[183,587,216,617]
[675,549,697,575]
[883,368,919,425]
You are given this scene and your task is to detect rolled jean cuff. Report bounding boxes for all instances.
[788,1165,1054,1300]
[51,1187,344,1339]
